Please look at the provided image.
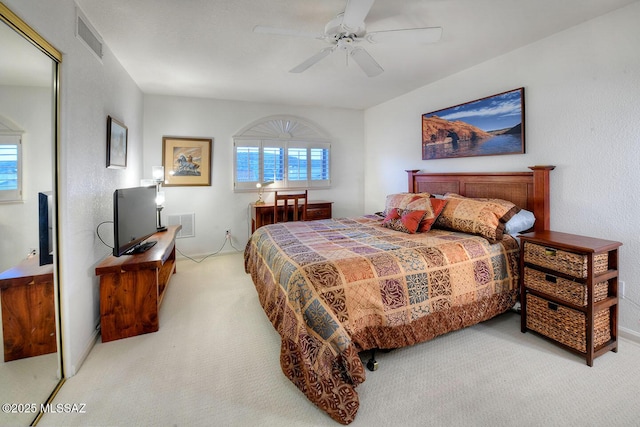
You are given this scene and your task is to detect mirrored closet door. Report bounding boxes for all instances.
[0,3,63,425]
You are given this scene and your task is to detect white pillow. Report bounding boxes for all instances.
[504,209,536,235]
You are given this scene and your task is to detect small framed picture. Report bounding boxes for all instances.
[106,116,128,168]
[162,136,212,186]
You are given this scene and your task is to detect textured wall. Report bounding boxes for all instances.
[364,2,640,336]
[143,95,365,256]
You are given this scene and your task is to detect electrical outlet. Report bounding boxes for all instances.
[620,281,625,299]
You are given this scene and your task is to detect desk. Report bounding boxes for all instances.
[95,225,181,342]
[0,257,56,362]
[251,200,333,232]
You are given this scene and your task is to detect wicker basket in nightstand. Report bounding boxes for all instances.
[519,231,622,366]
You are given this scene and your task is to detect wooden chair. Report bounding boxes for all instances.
[273,190,308,223]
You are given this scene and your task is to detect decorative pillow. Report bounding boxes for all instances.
[382,208,429,234]
[504,209,536,235]
[434,193,520,243]
[384,193,431,215]
[410,197,448,232]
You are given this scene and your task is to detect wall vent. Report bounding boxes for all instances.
[76,6,103,61]
[167,213,195,239]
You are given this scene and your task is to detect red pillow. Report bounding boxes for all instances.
[417,198,448,232]
[382,208,428,234]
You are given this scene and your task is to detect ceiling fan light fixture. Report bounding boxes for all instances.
[336,37,355,51]
[256,0,442,78]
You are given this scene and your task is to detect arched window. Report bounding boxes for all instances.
[234,115,331,192]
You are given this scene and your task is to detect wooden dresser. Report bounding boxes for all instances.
[95,225,181,342]
[0,257,57,362]
[251,200,333,232]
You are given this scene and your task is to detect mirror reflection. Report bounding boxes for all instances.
[0,10,61,426]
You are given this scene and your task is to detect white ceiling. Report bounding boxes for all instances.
[69,0,635,110]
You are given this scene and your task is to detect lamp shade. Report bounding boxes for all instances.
[256,180,275,188]
[255,181,274,205]
[152,166,164,182]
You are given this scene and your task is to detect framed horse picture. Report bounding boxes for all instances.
[161,136,212,186]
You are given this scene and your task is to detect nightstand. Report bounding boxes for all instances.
[519,231,622,366]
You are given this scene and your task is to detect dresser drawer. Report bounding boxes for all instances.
[523,242,608,278]
[525,293,611,353]
[524,267,608,307]
[306,205,332,220]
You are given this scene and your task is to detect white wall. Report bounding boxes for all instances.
[4,0,145,375]
[364,2,640,335]
[0,86,51,271]
[143,95,365,256]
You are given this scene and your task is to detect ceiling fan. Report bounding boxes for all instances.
[253,0,442,77]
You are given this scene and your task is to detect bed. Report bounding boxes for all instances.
[244,166,554,424]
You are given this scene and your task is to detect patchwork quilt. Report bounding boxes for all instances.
[244,215,519,424]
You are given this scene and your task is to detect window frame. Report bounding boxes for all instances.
[233,116,331,192]
[0,133,23,203]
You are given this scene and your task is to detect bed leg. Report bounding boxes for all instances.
[366,349,379,371]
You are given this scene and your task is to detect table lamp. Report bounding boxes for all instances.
[255,181,274,205]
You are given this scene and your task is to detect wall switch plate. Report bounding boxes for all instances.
[620,281,625,299]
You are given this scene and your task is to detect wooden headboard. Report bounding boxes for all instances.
[407,166,555,232]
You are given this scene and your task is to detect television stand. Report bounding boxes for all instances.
[95,225,181,342]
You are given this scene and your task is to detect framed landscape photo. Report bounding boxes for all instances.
[421,88,525,160]
[106,116,128,168]
[162,136,212,186]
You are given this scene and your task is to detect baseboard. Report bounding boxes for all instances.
[176,249,242,261]
[66,321,101,377]
[619,326,640,344]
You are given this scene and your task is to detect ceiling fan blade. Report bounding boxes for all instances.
[342,0,375,32]
[366,26,443,44]
[253,25,324,40]
[289,47,334,73]
[349,47,384,77]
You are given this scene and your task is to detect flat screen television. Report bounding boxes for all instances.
[38,191,54,265]
[113,185,158,257]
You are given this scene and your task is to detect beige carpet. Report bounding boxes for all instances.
[38,252,640,427]
[0,352,59,426]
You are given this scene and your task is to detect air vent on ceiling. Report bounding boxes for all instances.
[75,6,103,61]
[167,213,195,239]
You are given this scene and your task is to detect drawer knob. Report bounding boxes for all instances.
[548,302,559,311]
[545,247,557,256]
[545,274,557,283]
